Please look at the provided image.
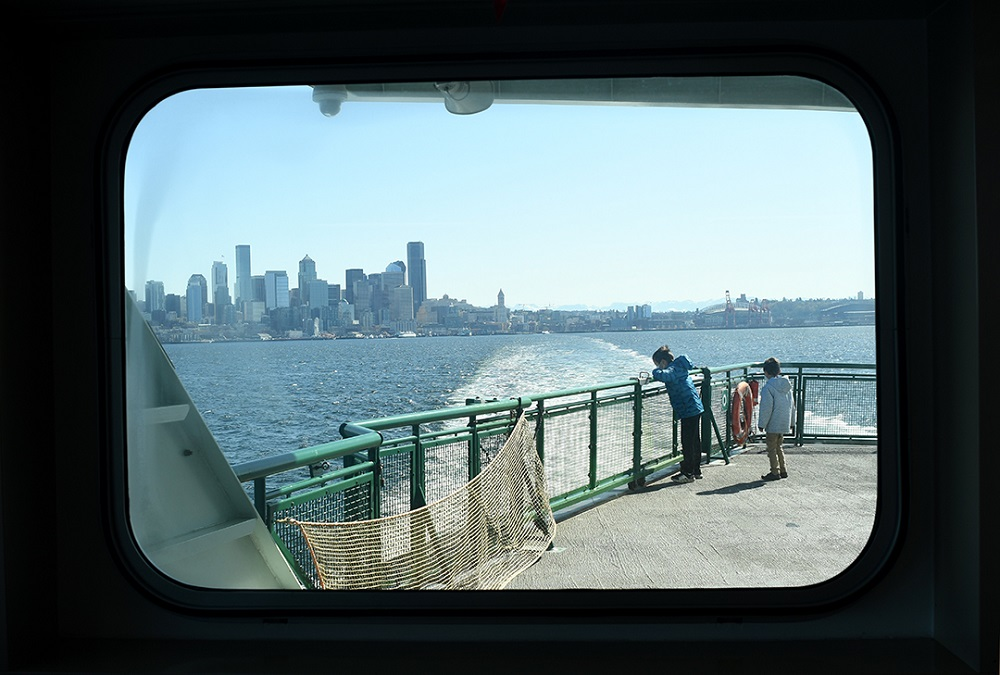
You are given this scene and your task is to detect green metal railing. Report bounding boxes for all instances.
[232,362,876,585]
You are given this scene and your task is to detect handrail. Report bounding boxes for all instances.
[237,363,876,524]
[342,396,531,432]
[233,430,384,483]
[705,361,874,373]
[235,363,876,488]
[524,380,638,403]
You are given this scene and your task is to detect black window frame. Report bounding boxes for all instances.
[102,50,902,617]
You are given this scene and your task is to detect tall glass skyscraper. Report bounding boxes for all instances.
[144,280,165,314]
[235,244,252,305]
[264,270,290,310]
[186,274,207,323]
[406,241,426,313]
[298,255,317,304]
[211,261,229,302]
[345,268,365,305]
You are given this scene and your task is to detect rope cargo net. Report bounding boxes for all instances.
[279,414,556,590]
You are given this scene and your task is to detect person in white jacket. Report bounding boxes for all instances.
[757,357,796,481]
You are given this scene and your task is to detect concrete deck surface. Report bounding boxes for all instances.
[507,442,878,589]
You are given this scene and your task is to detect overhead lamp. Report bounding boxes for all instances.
[435,81,495,115]
[311,85,348,117]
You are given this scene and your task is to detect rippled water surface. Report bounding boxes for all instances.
[163,325,876,465]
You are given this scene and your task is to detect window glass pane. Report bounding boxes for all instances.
[124,77,876,591]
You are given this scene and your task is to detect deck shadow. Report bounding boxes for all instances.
[695,480,767,495]
[639,478,765,495]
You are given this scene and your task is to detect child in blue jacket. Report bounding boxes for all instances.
[652,345,705,483]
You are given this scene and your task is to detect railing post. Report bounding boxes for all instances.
[368,444,381,519]
[254,477,267,524]
[672,413,679,456]
[588,390,599,490]
[700,367,712,465]
[795,368,806,447]
[467,399,481,480]
[535,399,546,464]
[630,378,645,489]
[725,370,733,447]
[339,422,384,519]
[411,423,426,509]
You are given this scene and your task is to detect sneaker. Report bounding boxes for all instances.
[694,473,703,479]
[761,472,781,481]
[672,473,694,484]
[780,472,788,479]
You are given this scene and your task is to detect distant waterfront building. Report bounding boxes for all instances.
[144,280,165,314]
[251,275,265,303]
[164,293,181,317]
[494,288,510,325]
[235,244,252,305]
[378,263,406,320]
[186,274,207,323]
[352,278,372,312]
[244,301,265,323]
[211,261,228,298]
[264,270,290,310]
[336,298,354,325]
[390,285,415,322]
[345,268,365,305]
[211,261,231,324]
[383,261,405,290]
[298,255,317,304]
[307,279,329,308]
[407,242,426,314]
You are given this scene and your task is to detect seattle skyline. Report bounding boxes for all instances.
[138,238,867,316]
[125,81,875,309]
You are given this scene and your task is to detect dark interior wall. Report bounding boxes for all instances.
[928,0,979,666]
[967,1,999,671]
[1,16,56,670]
[925,2,1000,669]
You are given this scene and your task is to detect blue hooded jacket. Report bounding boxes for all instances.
[652,354,705,419]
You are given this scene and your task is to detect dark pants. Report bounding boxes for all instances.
[680,414,702,476]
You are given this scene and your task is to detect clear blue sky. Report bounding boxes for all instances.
[125,82,875,310]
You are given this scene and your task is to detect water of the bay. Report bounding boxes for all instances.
[163,325,875,467]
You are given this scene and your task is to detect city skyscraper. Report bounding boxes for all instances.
[211,261,229,301]
[264,270,290,310]
[211,260,231,324]
[406,242,426,313]
[306,279,329,308]
[390,285,415,322]
[186,274,207,323]
[345,268,365,305]
[298,255,317,304]
[382,262,405,290]
[235,244,252,305]
[144,280,165,314]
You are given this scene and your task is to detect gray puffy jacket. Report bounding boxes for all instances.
[757,375,795,434]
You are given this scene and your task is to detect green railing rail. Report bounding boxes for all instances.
[231,362,876,587]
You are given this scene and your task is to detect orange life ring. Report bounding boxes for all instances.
[731,381,754,446]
